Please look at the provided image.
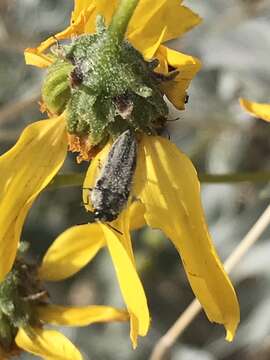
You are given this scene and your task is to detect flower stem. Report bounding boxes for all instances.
[108,0,139,43]
[47,171,270,191]
[150,204,270,360]
[199,171,270,183]
[48,173,84,190]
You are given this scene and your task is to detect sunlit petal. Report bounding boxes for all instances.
[83,141,111,211]
[129,201,146,230]
[128,0,201,58]
[101,224,150,348]
[37,304,128,326]
[239,98,270,122]
[72,0,95,21]
[39,224,105,282]
[156,45,201,110]
[0,116,67,282]
[24,50,54,68]
[115,209,144,346]
[75,1,118,33]
[69,1,201,59]
[134,136,240,341]
[15,327,82,360]
[83,137,148,346]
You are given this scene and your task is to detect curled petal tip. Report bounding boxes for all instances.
[239,98,270,122]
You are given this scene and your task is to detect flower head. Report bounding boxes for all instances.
[0,0,201,288]
[26,0,201,111]
[0,240,128,359]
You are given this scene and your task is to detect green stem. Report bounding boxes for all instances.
[108,0,139,43]
[47,171,270,191]
[48,173,84,190]
[199,171,270,183]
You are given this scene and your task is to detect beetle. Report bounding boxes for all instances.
[84,129,137,223]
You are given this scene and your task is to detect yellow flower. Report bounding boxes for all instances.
[0,115,67,282]
[0,236,128,360]
[40,135,240,347]
[0,0,201,312]
[0,0,240,349]
[25,0,201,110]
[240,98,270,122]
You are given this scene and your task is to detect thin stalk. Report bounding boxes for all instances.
[199,171,270,183]
[46,171,270,191]
[150,204,270,360]
[108,0,139,43]
[47,173,84,190]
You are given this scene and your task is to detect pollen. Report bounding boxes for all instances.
[67,133,100,163]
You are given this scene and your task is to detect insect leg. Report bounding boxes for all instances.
[106,223,123,236]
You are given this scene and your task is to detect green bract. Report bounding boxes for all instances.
[42,17,169,146]
[0,253,45,351]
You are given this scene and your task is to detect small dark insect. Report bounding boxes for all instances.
[113,94,134,119]
[153,69,179,83]
[84,129,137,223]
[185,94,189,104]
[70,65,84,88]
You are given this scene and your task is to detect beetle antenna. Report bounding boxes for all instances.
[107,223,123,235]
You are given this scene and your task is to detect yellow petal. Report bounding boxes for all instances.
[83,141,111,212]
[15,327,82,360]
[26,0,201,68]
[101,224,150,348]
[134,136,240,340]
[39,224,105,282]
[0,116,67,282]
[114,206,137,274]
[68,1,201,58]
[25,5,95,68]
[129,201,146,230]
[239,98,270,122]
[82,135,149,345]
[83,140,149,344]
[156,45,201,110]
[24,49,54,68]
[72,0,94,21]
[72,0,118,33]
[128,0,201,58]
[36,304,128,326]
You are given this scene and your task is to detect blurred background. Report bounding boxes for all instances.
[1,0,270,359]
